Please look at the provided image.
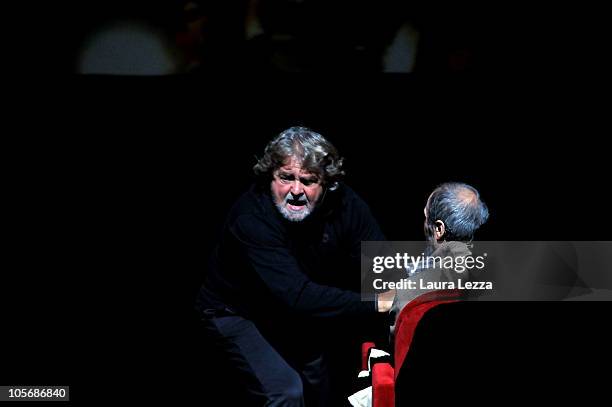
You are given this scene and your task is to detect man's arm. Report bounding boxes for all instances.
[377,289,396,313]
[232,214,385,318]
[347,190,396,313]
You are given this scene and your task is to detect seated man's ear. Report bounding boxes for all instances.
[434,220,446,240]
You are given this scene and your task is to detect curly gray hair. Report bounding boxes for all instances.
[253,127,345,190]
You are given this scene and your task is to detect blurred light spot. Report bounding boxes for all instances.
[383,22,420,73]
[78,20,178,75]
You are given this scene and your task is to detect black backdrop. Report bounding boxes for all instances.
[4,72,611,404]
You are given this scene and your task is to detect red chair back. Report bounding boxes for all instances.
[393,290,460,380]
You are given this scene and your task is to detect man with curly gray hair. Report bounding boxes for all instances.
[196,126,393,406]
[253,126,344,222]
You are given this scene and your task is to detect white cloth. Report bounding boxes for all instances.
[348,348,390,406]
[358,370,370,378]
[348,386,372,407]
[368,348,391,371]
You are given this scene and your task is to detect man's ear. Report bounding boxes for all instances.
[434,220,446,240]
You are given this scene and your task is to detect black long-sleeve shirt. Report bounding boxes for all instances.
[196,182,386,323]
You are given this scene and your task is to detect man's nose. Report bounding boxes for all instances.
[290,180,304,195]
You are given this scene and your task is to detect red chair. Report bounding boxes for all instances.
[363,290,461,407]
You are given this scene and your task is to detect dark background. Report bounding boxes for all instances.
[4,0,612,404]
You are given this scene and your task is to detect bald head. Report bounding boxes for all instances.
[425,182,489,242]
[456,187,477,206]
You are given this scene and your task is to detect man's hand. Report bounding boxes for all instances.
[377,289,396,313]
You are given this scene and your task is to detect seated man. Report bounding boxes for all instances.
[391,182,490,323]
[348,183,488,406]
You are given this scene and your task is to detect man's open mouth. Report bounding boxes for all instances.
[286,199,307,210]
[287,199,306,206]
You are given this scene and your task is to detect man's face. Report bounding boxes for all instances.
[271,158,324,222]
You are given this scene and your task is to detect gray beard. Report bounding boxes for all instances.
[272,188,314,222]
[274,199,312,222]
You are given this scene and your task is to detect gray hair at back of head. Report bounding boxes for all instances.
[253,127,345,190]
[426,182,489,242]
